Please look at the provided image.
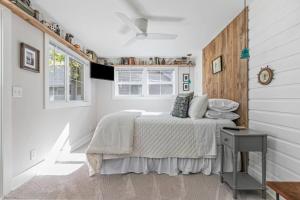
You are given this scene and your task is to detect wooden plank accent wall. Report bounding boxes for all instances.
[202,8,248,127]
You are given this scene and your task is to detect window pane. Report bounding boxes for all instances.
[69,80,84,101]
[50,87,65,101]
[131,85,142,95]
[148,71,160,82]
[69,58,84,101]
[161,84,173,95]
[149,84,160,95]
[161,71,173,82]
[49,48,55,101]
[77,82,84,100]
[131,70,143,82]
[118,85,130,95]
[49,45,66,102]
[118,84,142,96]
[118,70,130,82]
[69,58,84,81]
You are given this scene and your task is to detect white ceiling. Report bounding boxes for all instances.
[32,0,247,57]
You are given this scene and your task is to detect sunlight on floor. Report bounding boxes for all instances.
[37,149,87,176]
[37,163,84,176]
[35,123,88,176]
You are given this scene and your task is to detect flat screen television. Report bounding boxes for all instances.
[90,62,114,81]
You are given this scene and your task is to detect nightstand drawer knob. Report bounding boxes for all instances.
[224,138,228,142]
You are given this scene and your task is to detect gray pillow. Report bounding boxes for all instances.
[171,96,190,118]
[179,92,194,103]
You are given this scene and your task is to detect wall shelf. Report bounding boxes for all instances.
[114,64,194,68]
[0,0,93,62]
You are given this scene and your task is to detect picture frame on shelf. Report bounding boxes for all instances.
[20,43,40,73]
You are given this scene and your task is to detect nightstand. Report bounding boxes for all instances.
[220,128,267,199]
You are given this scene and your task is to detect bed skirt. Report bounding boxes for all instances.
[100,146,238,176]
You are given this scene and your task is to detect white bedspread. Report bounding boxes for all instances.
[86,111,141,154]
[86,111,234,176]
[129,113,218,158]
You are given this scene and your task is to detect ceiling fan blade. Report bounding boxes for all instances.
[124,0,148,17]
[118,25,131,34]
[147,15,185,22]
[115,12,143,33]
[124,37,137,46]
[141,33,178,40]
[124,0,184,22]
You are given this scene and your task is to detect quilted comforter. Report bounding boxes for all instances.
[86,111,234,176]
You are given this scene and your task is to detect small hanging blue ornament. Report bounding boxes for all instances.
[240,47,250,59]
[240,0,250,60]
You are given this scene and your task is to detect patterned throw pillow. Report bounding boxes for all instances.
[179,92,194,103]
[171,96,190,118]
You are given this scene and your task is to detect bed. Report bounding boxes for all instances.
[86,111,237,176]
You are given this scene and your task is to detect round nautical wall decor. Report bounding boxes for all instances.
[258,66,274,85]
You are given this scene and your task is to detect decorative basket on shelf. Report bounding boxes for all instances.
[10,0,34,17]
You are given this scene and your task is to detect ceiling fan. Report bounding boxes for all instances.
[116,12,178,45]
[116,0,183,45]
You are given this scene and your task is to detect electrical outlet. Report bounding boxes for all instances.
[30,149,37,160]
[12,86,23,98]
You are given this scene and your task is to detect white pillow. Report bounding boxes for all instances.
[208,99,239,113]
[188,95,208,119]
[205,110,240,120]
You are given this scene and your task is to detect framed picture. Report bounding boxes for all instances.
[183,74,190,82]
[183,83,189,91]
[212,56,222,74]
[20,43,40,73]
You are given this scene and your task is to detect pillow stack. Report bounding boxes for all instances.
[171,92,208,119]
[205,99,240,120]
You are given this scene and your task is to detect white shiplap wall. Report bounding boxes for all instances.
[248,0,300,184]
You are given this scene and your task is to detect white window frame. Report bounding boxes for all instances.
[44,34,91,109]
[113,67,178,100]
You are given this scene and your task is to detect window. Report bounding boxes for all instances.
[45,35,91,108]
[69,57,84,101]
[115,69,143,96]
[114,68,176,98]
[148,69,174,96]
[48,44,66,102]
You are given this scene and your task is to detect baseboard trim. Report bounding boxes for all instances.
[11,160,45,191]
[10,132,93,192]
[248,167,276,200]
[70,131,93,152]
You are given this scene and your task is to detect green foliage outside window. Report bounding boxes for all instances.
[69,58,82,81]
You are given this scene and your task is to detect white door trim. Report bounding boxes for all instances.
[0,4,12,197]
[0,6,3,200]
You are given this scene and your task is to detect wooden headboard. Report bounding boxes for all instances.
[202,8,248,127]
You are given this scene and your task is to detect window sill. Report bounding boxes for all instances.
[112,96,176,100]
[44,101,91,110]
